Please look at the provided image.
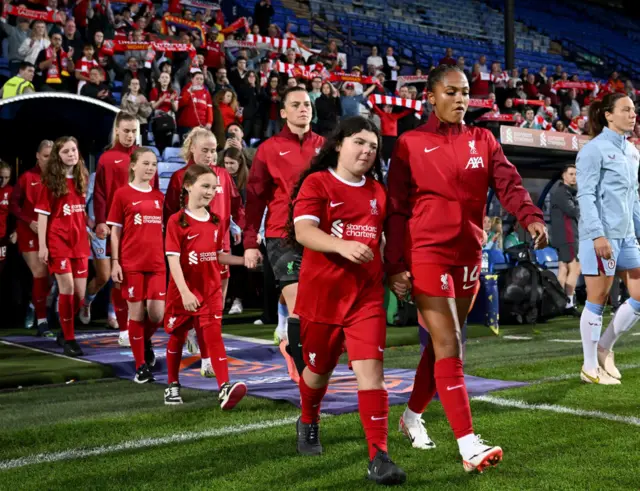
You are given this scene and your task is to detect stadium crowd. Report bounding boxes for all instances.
[3,0,640,151]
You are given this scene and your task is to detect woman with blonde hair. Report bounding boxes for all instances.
[163,127,245,374]
[18,21,50,65]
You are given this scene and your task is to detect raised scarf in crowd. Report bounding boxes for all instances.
[329,71,379,86]
[246,34,297,51]
[275,61,324,80]
[220,17,250,35]
[477,113,516,122]
[179,0,220,9]
[45,46,69,84]
[161,14,205,42]
[395,75,430,91]
[2,4,64,23]
[552,80,597,91]
[223,39,278,52]
[479,71,509,83]
[513,98,545,107]
[111,40,196,68]
[367,94,422,118]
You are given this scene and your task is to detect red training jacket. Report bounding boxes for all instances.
[177,86,213,129]
[384,112,544,274]
[163,161,244,251]
[93,143,160,226]
[243,124,325,249]
[370,105,413,137]
[10,165,42,226]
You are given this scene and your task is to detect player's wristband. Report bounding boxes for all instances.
[111,258,119,262]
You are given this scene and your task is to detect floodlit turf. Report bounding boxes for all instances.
[1,314,639,490]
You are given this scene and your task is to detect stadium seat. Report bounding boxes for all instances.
[162,147,185,163]
[147,146,160,159]
[158,161,186,179]
[486,249,509,272]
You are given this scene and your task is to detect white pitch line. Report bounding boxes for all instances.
[473,395,640,426]
[549,339,582,343]
[0,340,92,365]
[503,335,533,340]
[532,363,640,384]
[0,416,298,471]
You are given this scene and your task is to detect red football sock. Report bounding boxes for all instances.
[166,331,186,385]
[358,389,389,460]
[299,375,327,424]
[32,276,49,321]
[58,293,75,341]
[128,319,146,369]
[111,287,128,333]
[194,320,209,359]
[202,317,229,389]
[408,342,437,414]
[434,357,473,439]
[144,318,161,340]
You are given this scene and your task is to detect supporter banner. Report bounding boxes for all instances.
[161,14,205,42]
[112,40,195,53]
[501,126,589,152]
[468,98,494,109]
[552,80,597,91]
[477,113,516,122]
[329,71,378,85]
[395,75,429,90]
[479,71,509,83]
[513,98,545,107]
[109,0,152,5]
[220,16,250,34]
[367,94,422,113]
[180,0,220,9]
[2,4,65,23]
[0,332,528,415]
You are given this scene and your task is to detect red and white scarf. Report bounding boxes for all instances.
[477,113,516,122]
[329,71,379,86]
[552,80,597,91]
[367,94,422,117]
[513,98,545,107]
[275,61,324,80]
[395,75,429,91]
[2,4,64,23]
[45,46,69,84]
[247,34,297,51]
[480,71,509,84]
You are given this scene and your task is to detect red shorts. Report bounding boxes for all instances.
[300,314,386,375]
[48,257,89,278]
[411,262,481,298]
[164,312,222,335]
[17,225,38,253]
[123,271,167,303]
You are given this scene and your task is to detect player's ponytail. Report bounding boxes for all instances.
[588,92,627,138]
[285,116,383,247]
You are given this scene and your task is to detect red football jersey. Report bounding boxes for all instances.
[0,185,12,239]
[165,210,224,317]
[106,183,165,273]
[293,169,387,325]
[10,166,42,227]
[35,179,90,259]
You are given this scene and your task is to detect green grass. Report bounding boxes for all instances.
[1,315,639,490]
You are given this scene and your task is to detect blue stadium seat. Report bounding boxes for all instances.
[158,161,186,179]
[147,146,161,159]
[162,147,185,163]
[159,177,171,194]
[536,248,559,269]
[486,249,509,272]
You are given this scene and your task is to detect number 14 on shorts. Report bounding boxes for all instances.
[461,265,479,291]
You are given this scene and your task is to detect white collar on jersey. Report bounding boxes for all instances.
[329,167,366,187]
[129,183,153,193]
[186,209,210,222]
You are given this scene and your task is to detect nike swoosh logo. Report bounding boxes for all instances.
[330,202,344,208]
[132,201,142,205]
[187,234,199,240]
[31,182,39,186]
[62,318,72,322]
[159,293,166,296]
[424,146,440,153]
[218,357,227,361]
[378,346,384,352]
[447,384,464,391]
[214,315,223,319]
[582,371,600,383]
[462,284,475,290]
[279,151,290,156]
[115,159,123,163]
[77,270,87,274]
[371,416,386,421]
[133,336,143,341]
[168,350,179,354]
[298,343,302,348]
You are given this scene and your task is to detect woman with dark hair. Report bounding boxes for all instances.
[236,70,262,143]
[314,82,341,136]
[36,137,90,357]
[261,75,282,138]
[576,92,640,385]
[386,64,547,472]
[287,117,406,485]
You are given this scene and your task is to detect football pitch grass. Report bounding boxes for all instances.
[1,313,639,490]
